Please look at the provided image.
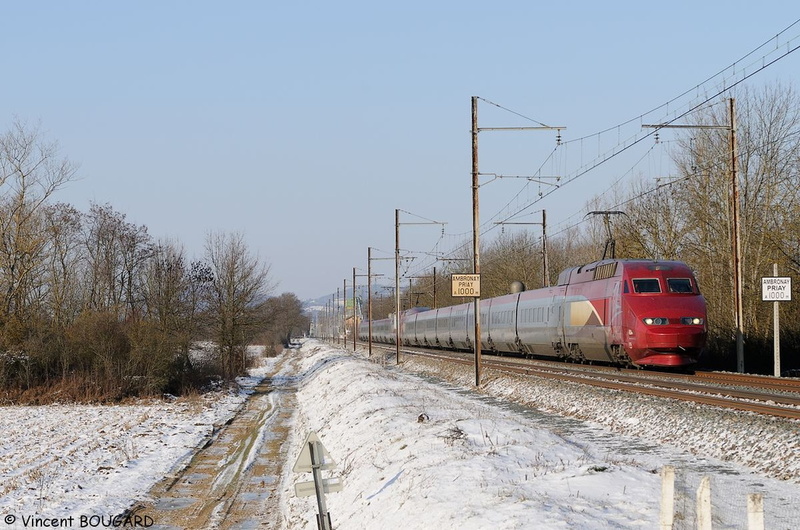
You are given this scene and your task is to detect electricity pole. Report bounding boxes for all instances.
[729,98,744,373]
[335,288,340,345]
[366,247,389,361]
[494,209,550,287]
[433,267,437,308]
[643,97,744,372]
[368,248,373,358]
[471,96,565,385]
[472,97,481,386]
[343,279,347,346]
[394,209,445,365]
[395,209,400,364]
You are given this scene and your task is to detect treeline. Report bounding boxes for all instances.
[392,85,800,374]
[0,120,309,402]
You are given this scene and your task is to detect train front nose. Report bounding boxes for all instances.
[644,325,707,350]
[627,301,707,365]
[633,325,706,366]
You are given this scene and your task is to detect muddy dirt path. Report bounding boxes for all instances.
[130,355,298,529]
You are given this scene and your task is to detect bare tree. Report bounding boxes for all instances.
[670,87,800,343]
[262,292,310,349]
[42,203,84,328]
[482,230,542,295]
[39,203,84,381]
[616,175,689,259]
[142,241,192,335]
[204,231,273,379]
[83,203,151,318]
[0,120,77,324]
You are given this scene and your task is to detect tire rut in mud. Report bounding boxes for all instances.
[130,359,297,529]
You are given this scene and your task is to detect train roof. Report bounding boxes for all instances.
[400,307,430,316]
[556,259,694,286]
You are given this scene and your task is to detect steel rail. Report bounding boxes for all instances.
[397,348,800,421]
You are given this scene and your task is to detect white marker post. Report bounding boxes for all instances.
[293,432,342,530]
[696,476,711,530]
[658,466,675,530]
[761,265,791,377]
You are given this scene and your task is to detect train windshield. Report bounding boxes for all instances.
[632,279,660,293]
[667,278,693,293]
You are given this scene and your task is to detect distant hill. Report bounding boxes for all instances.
[302,284,380,313]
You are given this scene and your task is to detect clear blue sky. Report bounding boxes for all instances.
[3,1,798,300]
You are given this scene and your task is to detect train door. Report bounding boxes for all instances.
[450,306,468,350]
[551,291,567,355]
[465,303,473,350]
[609,280,623,345]
[430,308,439,347]
[513,293,523,352]
[440,306,452,348]
[484,298,494,351]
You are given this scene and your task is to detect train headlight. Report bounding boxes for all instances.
[681,317,704,325]
[643,317,669,325]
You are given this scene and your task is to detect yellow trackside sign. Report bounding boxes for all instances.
[451,274,481,297]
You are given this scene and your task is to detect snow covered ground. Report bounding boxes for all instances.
[0,339,798,529]
[0,389,249,526]
[279,341,800,529]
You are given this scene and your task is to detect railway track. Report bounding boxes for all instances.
[360,342,800,421]
[692,369,800,393]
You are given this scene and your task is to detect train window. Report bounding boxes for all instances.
[668,278,693,293]
[632,279,661,293]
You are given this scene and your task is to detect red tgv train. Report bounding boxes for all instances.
[359,259,708,367]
